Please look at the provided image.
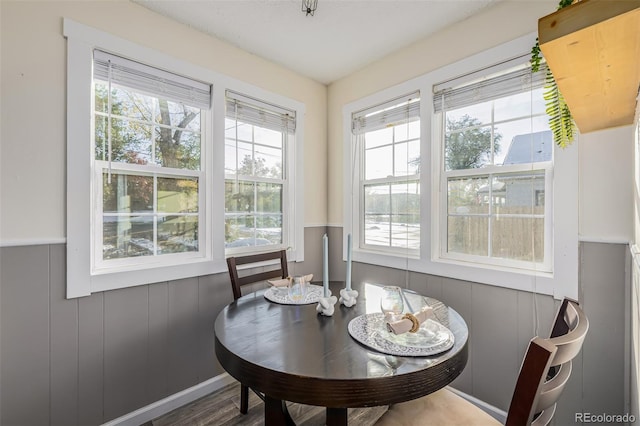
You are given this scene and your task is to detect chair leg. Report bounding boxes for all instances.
[240,384,249,414]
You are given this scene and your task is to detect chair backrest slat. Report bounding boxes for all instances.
[536,360,572,412]
[226,249,289,300]
[548,299,589,366]
[531,403,556,426]
[237,270,287,287]
[233,250,288,265]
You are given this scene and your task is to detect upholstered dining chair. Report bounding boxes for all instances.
[225,249,289,414]
[375,298,589,426]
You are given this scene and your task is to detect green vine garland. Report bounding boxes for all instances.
[531,0,576,148]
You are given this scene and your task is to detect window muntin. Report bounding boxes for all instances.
[224,92,294,251]
[436,62,552,270]
[92,51,209,271]
[354,93,421,252]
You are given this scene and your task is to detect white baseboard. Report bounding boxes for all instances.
[447,386,507,423]
[102,373,237,426]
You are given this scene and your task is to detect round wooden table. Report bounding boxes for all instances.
[214,281,469,426]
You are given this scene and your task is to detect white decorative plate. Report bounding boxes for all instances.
[264,284,324,305]
[348,313,455,356]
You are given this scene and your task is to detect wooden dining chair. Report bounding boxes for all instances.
[225,249,289,414]
[375,298,589,426]
[532,298,589,425]
[226,249,289,301]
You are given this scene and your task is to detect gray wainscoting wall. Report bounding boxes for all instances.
[0,227,325,426]
[0,226,629,426]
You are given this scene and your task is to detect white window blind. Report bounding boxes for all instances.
[93,50,212,109]
[352,92,420,134]
[433,62,548,113]
[226,90,296,132]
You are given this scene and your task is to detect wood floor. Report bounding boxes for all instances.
[146,381,388,426]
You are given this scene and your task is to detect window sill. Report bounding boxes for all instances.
[351,249,558,297]
[86,258,224,296]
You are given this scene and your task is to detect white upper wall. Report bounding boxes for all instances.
[327,0,633,243]
[579,125,634,243]
[0,0,327,243]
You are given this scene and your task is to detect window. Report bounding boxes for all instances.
[92,51,210,270]
[433,59,552,271]
[352,93,421,253]
[343,34,578,296]
[224,92,295,252]
[65,19,305,298]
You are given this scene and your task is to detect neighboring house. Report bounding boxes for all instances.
[478,130,551,207]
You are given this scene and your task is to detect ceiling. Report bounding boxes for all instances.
[133,0,502,85]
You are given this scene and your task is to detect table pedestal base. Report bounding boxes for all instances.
[264,396,295,426]
[264,396,347,426]
[326,407,348,426]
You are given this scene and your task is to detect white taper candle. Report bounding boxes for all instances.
[323,233,329,297]
[346,233,352,291]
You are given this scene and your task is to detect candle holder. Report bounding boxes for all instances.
[339,288,358,307]
[316,290,338,316]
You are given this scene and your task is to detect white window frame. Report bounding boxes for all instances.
[91,50,210,274]
[64,19,304,298]
[343,33,578,299]
[353,93,421,256]
[432,64,554,272]
[224,92,296,256]
[219,86,304,262]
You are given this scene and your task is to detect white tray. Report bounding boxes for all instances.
[264,284,324,305]
[348,312,454,356]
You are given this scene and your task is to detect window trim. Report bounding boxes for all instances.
[343,33,578,300]
[64,19,304,298]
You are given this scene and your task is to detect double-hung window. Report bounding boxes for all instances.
[224,91,295,253]
[344,34,577,296]
[92,51,211,271]
[66,21,216,298]
[66,19,305,298]
[352,92,421,253]
[433,58,552,271]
